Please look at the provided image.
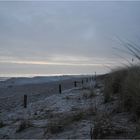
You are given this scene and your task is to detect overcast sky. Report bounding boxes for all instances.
[0,1,140,77]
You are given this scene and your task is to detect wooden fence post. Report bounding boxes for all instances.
[82,80,83,85]
[74,81,77,87]
[95,72,96,81]
[59,84,62,94]
[24,94,27,108]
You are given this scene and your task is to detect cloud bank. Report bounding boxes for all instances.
[0,1,140,76]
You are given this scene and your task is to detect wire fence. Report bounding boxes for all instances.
[0,76,96,111]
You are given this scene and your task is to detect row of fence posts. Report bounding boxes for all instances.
[23,75,96,108]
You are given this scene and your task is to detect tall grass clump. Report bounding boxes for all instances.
[104,41,140,117]
[104,67,128,103]
[122,66,140,115]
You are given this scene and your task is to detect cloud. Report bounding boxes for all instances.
[0,1,140,76]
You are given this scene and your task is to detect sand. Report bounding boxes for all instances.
[0,76,136,139]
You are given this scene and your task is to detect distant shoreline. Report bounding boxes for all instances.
[0,77,10,81]
[0,74,94,81]
[0,75,94,87]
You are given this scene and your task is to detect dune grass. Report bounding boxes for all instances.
[16,119,32,132]
[82,89,96,99]
[104,40,140,117]
[44,106,96,135]
[104,65,140,116]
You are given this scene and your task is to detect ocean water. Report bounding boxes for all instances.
[0,77,10,81]
[0,74,88,87]
[0,73,89,81]
[0,74,67,81]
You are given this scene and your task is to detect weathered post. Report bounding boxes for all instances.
[95,72,96,81]
[24,94,27,108]
[74,81,77,87]
[82,79,83,85]
[59,84,62,94]
[90,127,94,139]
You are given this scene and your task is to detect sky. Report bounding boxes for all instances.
[0,1,140,77]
